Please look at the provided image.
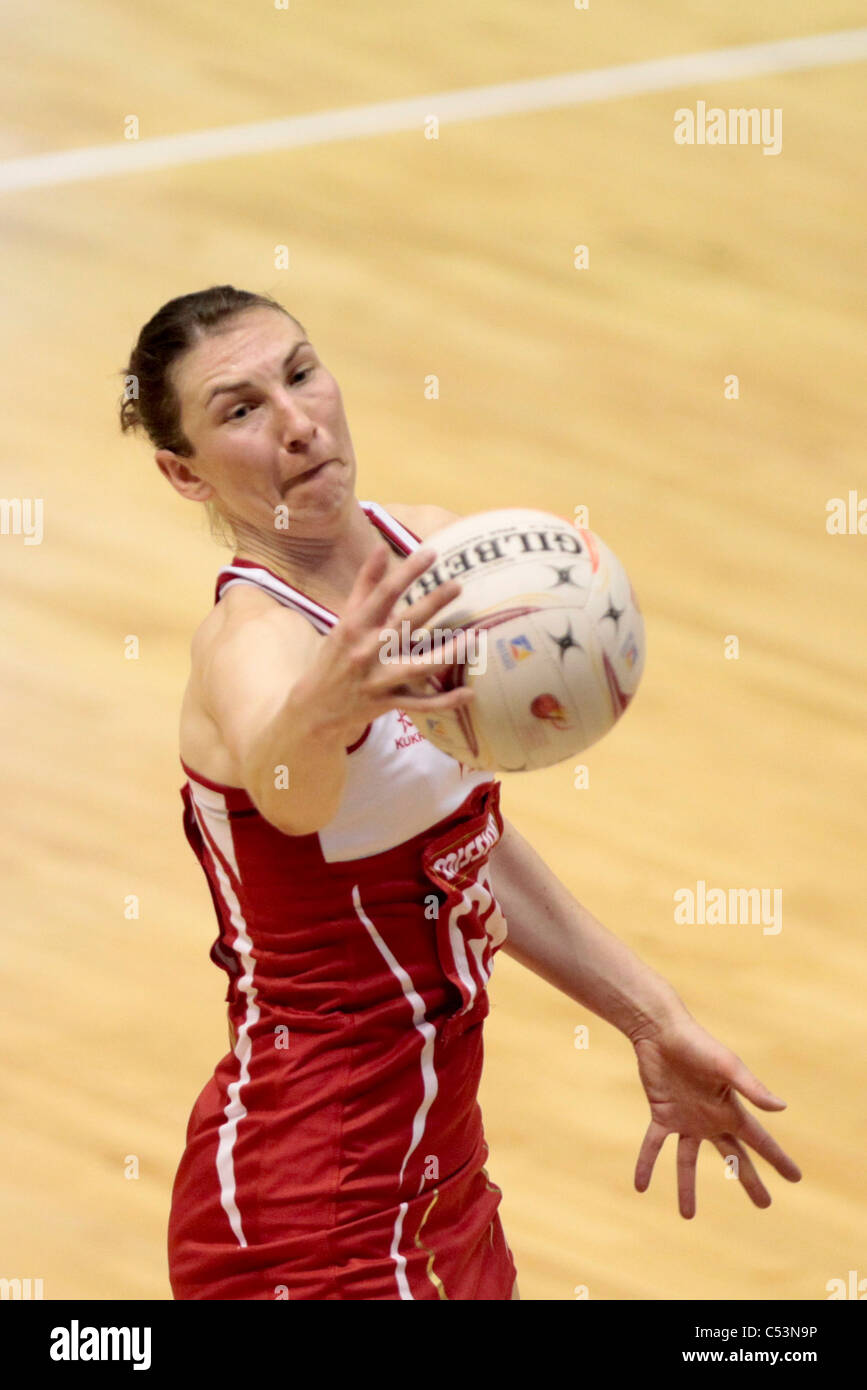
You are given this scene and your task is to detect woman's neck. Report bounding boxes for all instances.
[228,501,396,609]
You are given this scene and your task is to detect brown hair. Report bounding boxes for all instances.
[118,285,304,545]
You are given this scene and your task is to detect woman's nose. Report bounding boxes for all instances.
[274,390,315,449]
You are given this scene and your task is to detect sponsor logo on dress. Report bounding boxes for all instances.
[394,709,424,750]
[431,811,501,880]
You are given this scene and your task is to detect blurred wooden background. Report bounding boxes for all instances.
[1,1,865,1299]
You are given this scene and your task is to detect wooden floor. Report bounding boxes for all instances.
[1,2,865,1300]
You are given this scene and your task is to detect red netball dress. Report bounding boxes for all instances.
[167,500,517,1300]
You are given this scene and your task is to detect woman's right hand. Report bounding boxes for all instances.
[200,541,474,835]
[299,541,474,746]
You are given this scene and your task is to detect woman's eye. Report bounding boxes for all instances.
[224,368,313,420]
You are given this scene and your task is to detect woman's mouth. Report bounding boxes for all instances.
[295,458,335,482]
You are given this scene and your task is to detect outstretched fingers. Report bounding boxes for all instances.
[397,575,466,635]
[369,625,469,698]
[727,1057,787,1111]
[676,1135,701,1219]
[634,1122,667,1193]
[736,1111,802,1183]
[712,1135,772,1209]
[374,684,475,716]
[351,539,392,605]
[354,545,439,630]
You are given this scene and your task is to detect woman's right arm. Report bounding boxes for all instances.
[198,542,472,835]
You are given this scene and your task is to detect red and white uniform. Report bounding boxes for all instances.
[168,501,517,1300]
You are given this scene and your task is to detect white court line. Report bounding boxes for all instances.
[2,28,866,193]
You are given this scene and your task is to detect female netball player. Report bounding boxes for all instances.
[120,286,801,1300]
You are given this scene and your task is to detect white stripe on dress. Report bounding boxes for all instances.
[358,499,422,553]
[218,570,335,632]
[188,785,261,1248]
[214,501,417,630]
[351,884,439,1301]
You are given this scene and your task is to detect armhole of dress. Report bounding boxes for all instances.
[346,726,372,754]
[360,500,423,552]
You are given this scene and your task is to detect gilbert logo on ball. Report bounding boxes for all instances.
[398,509,645,772]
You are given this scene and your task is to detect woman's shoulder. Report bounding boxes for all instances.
[188,575,313,673]
[383,502,463,541]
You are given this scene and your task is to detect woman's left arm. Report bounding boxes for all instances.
[487,817,802,1217]
[489,816,688,1037]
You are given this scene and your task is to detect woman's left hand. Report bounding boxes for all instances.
[630,1015,802,1217]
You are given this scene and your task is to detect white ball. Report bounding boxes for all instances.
[397,508,645,772]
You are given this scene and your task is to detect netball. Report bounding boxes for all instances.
[397,509,645,772]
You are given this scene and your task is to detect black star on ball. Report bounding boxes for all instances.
[547,565,583,589]
[601,596,624,627]
[546,622,583,661]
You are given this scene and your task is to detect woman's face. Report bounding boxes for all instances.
[157,307,358,533]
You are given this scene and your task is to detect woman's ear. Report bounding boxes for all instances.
[155,449,214,502]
